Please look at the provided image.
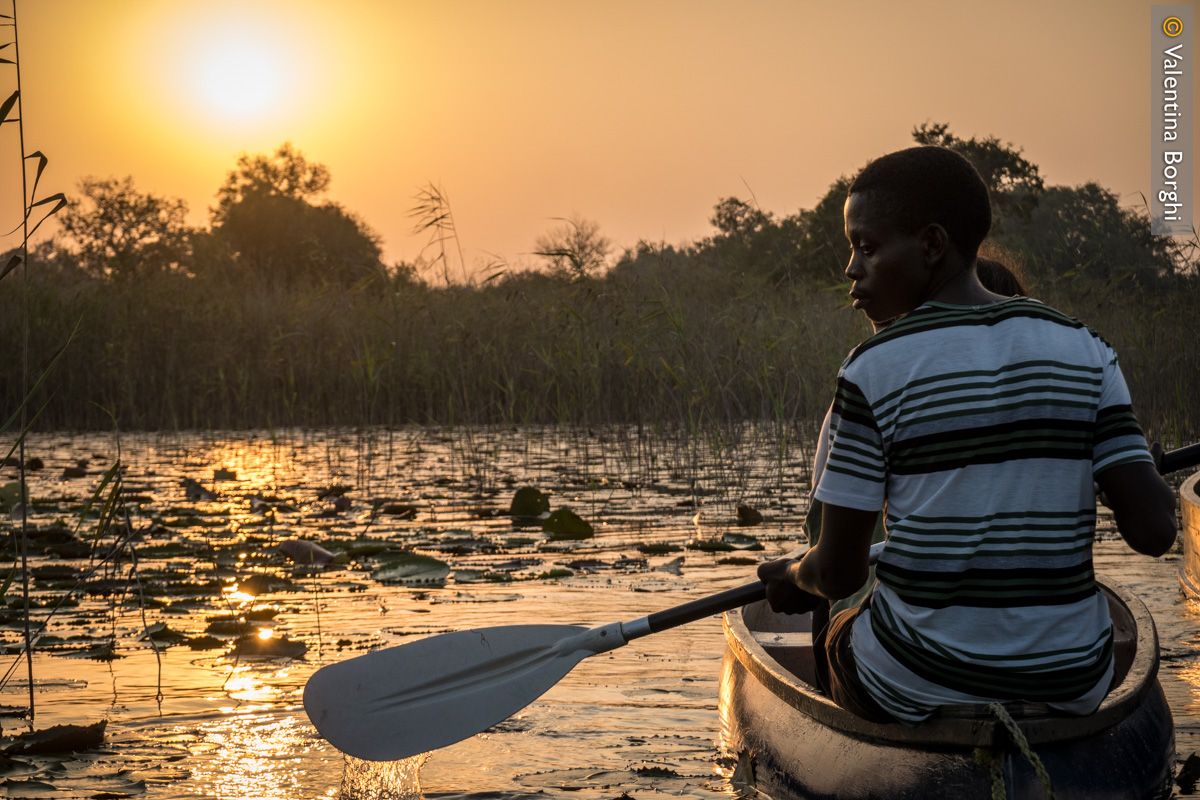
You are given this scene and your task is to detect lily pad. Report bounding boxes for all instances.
[736,504,763,526]
[278,539,336,565]
[371,554,450,584]
[0,483,20,513]
[542,508,593,540]
[722,531,765,550]
[686,538,734,552]
[186,635,227,650]
[4,720,106,755]
[637,542,682,555]
[510,487,549,518]
[237,574,278,596]
[227,633,307,659]
[345,542,394,559]
[379,503,418,518]
[138,622,186,644]
[73,642,121,661]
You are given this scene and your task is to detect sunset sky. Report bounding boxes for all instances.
[1,0,1195,278]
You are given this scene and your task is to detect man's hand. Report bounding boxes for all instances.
[757,558,821,615]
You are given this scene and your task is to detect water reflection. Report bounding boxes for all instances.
[220,667,282,705]
[184,711,336,800]
[2,428,1196,799]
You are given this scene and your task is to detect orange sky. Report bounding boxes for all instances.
[1,0,1196,277]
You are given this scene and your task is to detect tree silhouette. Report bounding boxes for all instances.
[212,142,331,218]
[534,215,610,280]
[58,176,192,279]
[210,143,383,285]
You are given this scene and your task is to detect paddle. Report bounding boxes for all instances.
[1161,441,1200,475]
[304,442,1200,762]
[303,581,765,761]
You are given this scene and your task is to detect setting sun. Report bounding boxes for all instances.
[195,40,284,118]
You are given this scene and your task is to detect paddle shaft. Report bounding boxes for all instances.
[621,582,767,640]
[1161,442,1200,475]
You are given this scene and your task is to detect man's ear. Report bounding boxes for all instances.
[920,223,951,265]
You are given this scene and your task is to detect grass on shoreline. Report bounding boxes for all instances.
[2,251,1197,445]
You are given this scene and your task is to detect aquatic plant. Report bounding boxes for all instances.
[0,0,69,719]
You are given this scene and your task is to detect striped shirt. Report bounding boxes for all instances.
[814,298,1151,724]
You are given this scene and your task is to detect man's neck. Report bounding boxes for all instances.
[926,263,1009,307]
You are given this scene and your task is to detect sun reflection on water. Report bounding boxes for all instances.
[218,667,285,705]
[184,711,338,800]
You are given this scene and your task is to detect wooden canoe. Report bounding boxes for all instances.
[1178,471,1200,601]
[719,581,1174,800]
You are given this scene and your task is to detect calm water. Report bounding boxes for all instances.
[0,426,1196,800]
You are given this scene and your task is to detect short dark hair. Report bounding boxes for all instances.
[848,146,992,259]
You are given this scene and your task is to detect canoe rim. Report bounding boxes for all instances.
[1179,471,1200,600]
[1182,470,1200,512]
[723,579,1160,749]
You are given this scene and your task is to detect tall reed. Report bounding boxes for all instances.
[2,248,1197,441]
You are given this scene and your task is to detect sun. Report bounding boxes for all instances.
[197,42,284,118]
[191,36,288,120]
[131,3,311,129]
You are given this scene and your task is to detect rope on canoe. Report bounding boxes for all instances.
[971,702,1056,800]
[972,747,1006,800]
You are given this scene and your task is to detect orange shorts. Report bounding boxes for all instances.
[812,605,895,724]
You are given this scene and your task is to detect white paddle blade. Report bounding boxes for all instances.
[304,623,624,761]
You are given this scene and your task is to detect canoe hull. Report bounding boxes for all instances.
[1179,472,1200,600]
[720,583,1174,800]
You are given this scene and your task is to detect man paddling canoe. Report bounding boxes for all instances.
[757,145,1177,725]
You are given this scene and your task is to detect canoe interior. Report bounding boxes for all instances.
[739,584,1138,738]
[721,581,1176,800]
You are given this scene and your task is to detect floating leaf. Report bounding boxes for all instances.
[182,477,216,501]
[205,618,259,635]
[237,573,277,596]
[227,634,307,660]
[371,553,450,584]
[186,635,226,651]
[0,482,19,512]
[722,531,764,551]
[638,542,682,555]
[736,504,763,527]
[278,539,335,565]
[509,486,549,517]
[542,508,594,540]
[686,538,734,552]
[379,503,418,518]
[6,720,106,755]
[1,778,57,795]
[138,622,186,643]
[345,542,393,559]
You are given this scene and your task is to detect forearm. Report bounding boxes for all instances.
[787,541,870,600]
[1097,461,1178,558]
